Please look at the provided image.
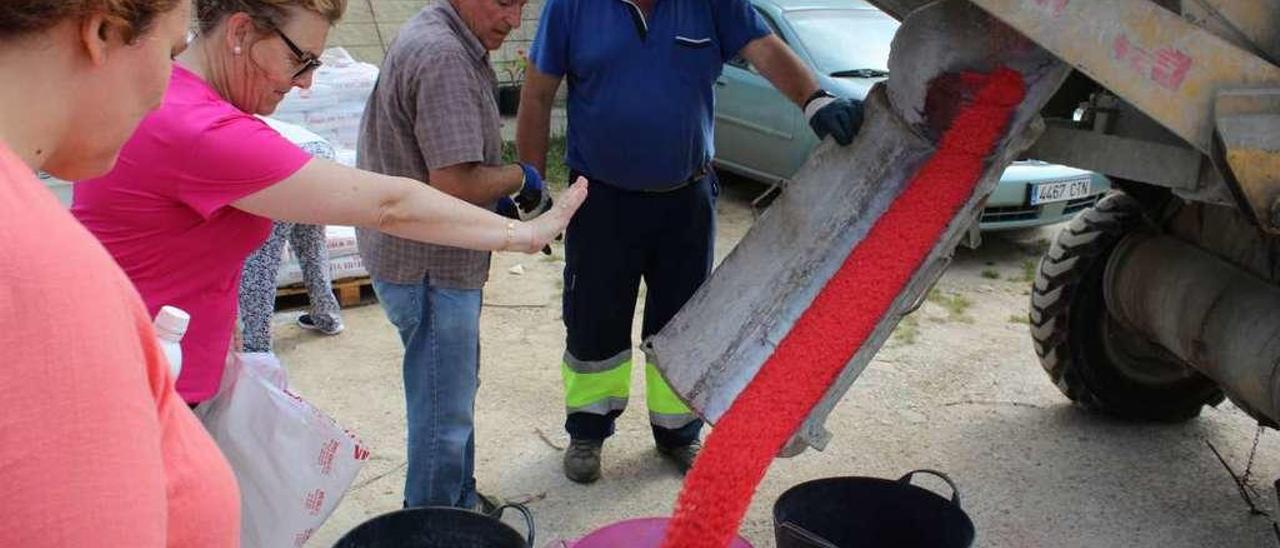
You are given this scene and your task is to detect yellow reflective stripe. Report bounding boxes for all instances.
[645,363,693,415]
[562,360,632,411]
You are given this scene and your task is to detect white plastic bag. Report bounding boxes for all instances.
[198,353,371,547]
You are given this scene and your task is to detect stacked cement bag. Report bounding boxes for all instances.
[271,47,379,161]
[259,116,370,288]
[274,226,367,287]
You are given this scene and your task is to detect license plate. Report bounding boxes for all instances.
[1030,178,1092,205]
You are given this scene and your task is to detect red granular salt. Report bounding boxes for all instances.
[662,68,1026,548]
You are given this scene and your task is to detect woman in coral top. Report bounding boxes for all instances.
[0,0,239,545]
[72,0,586,405]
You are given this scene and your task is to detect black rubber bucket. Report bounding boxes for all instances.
[333,503,534,548]
[773,470,975,548]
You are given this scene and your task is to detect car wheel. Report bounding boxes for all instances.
[1030,192,1223,421]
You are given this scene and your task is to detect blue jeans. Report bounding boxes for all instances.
[372,277,482,509]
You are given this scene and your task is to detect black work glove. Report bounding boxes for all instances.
[515,163,553,219]
[496,196,520,220]
[805,91,865,146]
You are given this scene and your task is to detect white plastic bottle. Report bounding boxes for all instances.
[154,306,191,379]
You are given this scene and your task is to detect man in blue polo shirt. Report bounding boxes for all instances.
[517,0,863,483]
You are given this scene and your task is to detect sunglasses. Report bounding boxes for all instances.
[274,27,322,80]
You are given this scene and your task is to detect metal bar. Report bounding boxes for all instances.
[970,0,1280,154]
[1212,88,1280,231]
[1025,124,1203,189]
[1183,0,1280,65]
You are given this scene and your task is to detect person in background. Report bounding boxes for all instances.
[240,221,346,350]
[517,0,864,484]
[356,0,549,511]
[239,121,346,354]
[71,0,586,408]
[0,0,240,545]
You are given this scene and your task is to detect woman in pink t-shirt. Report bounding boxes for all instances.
[72,0,587,403]
[0,0,240,546]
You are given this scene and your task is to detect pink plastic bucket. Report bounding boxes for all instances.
[560,517,753,547]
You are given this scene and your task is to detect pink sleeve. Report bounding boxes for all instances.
[179,113,312,219]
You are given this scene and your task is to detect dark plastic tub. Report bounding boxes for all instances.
[334,503,534,548]
[773,470,975,548]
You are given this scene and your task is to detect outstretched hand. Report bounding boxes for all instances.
[517,177,588,254]
[497,197,554,254]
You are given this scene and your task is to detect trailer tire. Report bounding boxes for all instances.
[1030,192,1223,421]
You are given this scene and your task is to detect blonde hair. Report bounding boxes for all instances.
[196,0,346,33]
[0,0,182,42]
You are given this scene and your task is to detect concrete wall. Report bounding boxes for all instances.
[334,0,544,84]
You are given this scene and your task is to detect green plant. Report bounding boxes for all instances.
[892,315,920,345]
[1019,259,1038,283]
[981,269,1000,280]
[502,134,570,189]
[926,288,973,323]
[498,49,529,85]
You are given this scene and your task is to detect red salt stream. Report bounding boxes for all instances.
[661,68,1026,548]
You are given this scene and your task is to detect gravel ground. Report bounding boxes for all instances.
[279,178,1279,547]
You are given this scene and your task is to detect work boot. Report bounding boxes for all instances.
[563,438,603,484]
[657,439,702,475]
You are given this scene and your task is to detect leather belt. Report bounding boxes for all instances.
[638,164,710,194]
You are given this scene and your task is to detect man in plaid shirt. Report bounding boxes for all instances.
[356,0,548,510]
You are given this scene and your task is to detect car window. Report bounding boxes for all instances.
[728,7,786,72]
[784,9,899,75]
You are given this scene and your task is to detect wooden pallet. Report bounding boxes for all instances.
[275,276,374,308]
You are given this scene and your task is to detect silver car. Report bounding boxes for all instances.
[712,0,1110,230]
